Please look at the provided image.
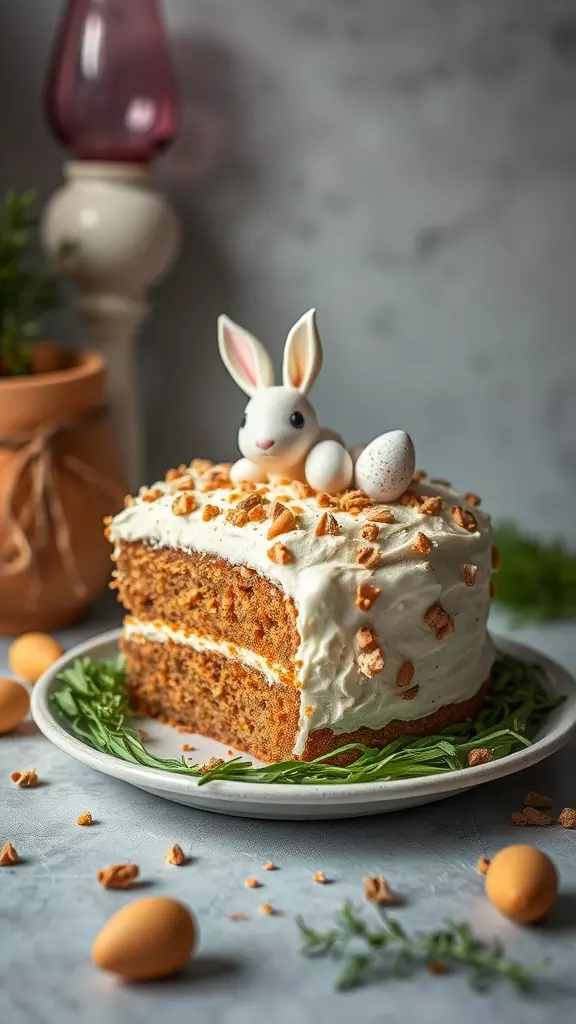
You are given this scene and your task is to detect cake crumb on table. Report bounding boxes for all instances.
[259,903,274,915]
[524,791,553,809]
[96,863,140,888]
[77,812,93,826]
[245,878,260,889]
[313,871,329,884]
[558,808,576,829]
[364,875,396,906]
[0,842,19,866]
[11,769,39,788]
[229,913,249,921]
[477,856,491,875]
[165,843,186,866]
[264,862,277,871]
[181,743,195,751]
[510,807,553,826]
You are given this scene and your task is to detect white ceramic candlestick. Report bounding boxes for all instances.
[41,161,181,489]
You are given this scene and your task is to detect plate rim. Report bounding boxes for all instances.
[31,628,576,809]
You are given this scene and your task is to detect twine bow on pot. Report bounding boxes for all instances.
[0,408,124,603]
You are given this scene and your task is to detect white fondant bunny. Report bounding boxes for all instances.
[217,309,415,500]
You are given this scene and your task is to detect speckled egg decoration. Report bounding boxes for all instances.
[354,430,415,502]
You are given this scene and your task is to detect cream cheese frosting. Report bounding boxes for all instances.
[110,468,494,755]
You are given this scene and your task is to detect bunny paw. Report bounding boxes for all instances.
[305,441,354,495]
[354,430,415,502]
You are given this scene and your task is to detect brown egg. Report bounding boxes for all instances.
[8,633,64,684]
[485,844,558,924]
[0,678,30,734]
[92,896,197,981]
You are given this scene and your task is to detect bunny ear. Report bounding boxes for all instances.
[218,315,275,396]
[282,309,323,394]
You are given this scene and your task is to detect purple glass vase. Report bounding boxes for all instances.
[46,0,179,163]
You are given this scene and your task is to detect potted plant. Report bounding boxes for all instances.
[0,190,127,633]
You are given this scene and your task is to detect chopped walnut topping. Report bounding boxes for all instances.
[97,863,140,888]
[356,545,381,569]
[424,604,454,640]
[11,769,39,788]
[170,476,196,492]
[0,842,19,866]
[304,705,314,717]
[412,469,427,483]
[357,648,384,678]
[401,685,419,700]
[356,583,381,611]
[172,493,197,517]
[267,506,296,540]
[364,875,396,906]
[229,912,249,921]
[226,507,249,527]
[199,757,225,775]
[264,861,277,871]
[462,564,478,587]
[142,487,163,503]
[491,546,501,571]
[467,748,493,767]
[361,523,379,542]
[366,505,395,524]
[166,843,186,866]
[293,481,314,498]
[202,504,221,521]
[412,532,432,555]
[181,743,195,751]
[451,505,478,533]
[399,492,422,508]
[165,464,187,481]
[77,812,93,826]
[477,856,490,875]
[259,903,274,915]
[510,807,553,826]
[313,871,329,884]
[340,490,374,513]
[559,808,576,829]
[267,542,293,565]
[315,511,340,536]
[396,661,414,688]
[356,625,377,650]
[191,458,213,474]
[464,492,482,507]
[418,496,443,516]
[316,492,336,507]
[291,505,304,514]
[245,877,260,889]
[249,504,267,523]
[524,791,553,809]
[236,493,263,514]
[436,618,455,641]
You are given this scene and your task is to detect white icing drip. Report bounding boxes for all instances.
[111,472,494,755]
[123,618,284,686]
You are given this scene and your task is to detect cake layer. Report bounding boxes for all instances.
[122,631,490,764]
[115,541,299,677]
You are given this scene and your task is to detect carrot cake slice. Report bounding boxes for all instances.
[108,466,494,763]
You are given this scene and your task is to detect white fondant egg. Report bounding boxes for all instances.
[354,430,415,502]
[230,458,268,485]
[305,440,354,494]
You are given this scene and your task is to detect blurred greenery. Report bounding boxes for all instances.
[0,190,64,376]
[494,521,576,624]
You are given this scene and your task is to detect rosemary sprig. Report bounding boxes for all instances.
[493,521,576,623]
[297,902,543,992]
[51,653,560,787]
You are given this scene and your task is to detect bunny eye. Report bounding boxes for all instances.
[290,411,305,429]
[240,413,247,429]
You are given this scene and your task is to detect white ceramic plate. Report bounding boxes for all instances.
[31,629,576,820]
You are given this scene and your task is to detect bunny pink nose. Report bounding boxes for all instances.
[256,438,275,450]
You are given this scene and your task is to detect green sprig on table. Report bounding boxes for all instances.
[51,652,560,786]
[493,522,576,623]
[298,902,543,992]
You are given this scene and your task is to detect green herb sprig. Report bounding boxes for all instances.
[493,522,576,624]
[297,902,543,992]
[51,652,560,787]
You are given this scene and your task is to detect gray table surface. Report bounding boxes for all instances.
[1,598,575,1024]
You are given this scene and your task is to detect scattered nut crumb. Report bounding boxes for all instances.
[427,961,449,976]
[510,807,553,827]
[412,532,432,555]
[558,807,576,829]
[259,903,274,915]
[267,506,296,540]
[171,493,197,517]
[461,564,478,587]
[97,863,139,888]
[418,496,443,516]
[313,871,329,884]
[316,492,336,507]
[141,487,163,502]
[356,583,381,611]
[357,648,385,679]
[202,504,221,521]
[356,625,377,650]
[464,492,482,507]
[477,856,491,875]
[366,505,395,524]
[294,481,314,499]
[264,861,277,871]
[467,748,493,767]
[11,769,39,788]
[245,877,260,889]
[181,743,195,751]
[229,912,249,921]
[364,875,396,906]
[199,757,225,775]
[361,523,379,542]
[171,476,195,491]
[356,544,381,569]
[396,661,414,688]
[267,542,293,565]
[451,505,478,533]
[315,511,340,536]
[0,842,19,866]
[249,504,267,523]
[165,465,187,482]
[423,604,453,640]
[524,791,553,809]
[77,812,93,826]
[165,843,186,866]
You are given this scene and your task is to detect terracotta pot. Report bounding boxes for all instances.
[0,345,127,634]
